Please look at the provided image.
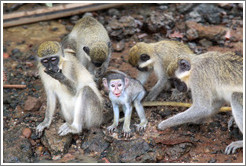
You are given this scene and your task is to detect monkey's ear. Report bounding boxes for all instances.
[83,46,90,55]
[179,59,191,71]
[102,78,109,91]
[125,77,129,88]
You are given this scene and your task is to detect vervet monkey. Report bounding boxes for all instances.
[65,16,112,82]
[158,51,243,154]
[36,41,103,137]
[102,71,148,138]
[128,40,193,101]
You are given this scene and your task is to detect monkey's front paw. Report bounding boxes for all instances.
[58,123,75,136]
[135,121,148,132]
[36,122,49,137]
[107,124,117,134]
[44,69,64,80]
[225,141,243,154]
[122,128,131,138]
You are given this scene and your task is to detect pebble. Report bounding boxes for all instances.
[22,128,32,138]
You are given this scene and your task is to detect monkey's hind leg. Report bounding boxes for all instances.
[225,92,243,154]
[134,91,148,132]
[58,86,103,136]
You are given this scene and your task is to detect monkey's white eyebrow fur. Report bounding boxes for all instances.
[175,70,190,80]
[139,59,155,68]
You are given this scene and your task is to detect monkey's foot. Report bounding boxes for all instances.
[107,124,117,134]
[58,123,77,136]
[144,92,157,101]
[122,128,131,138]
[135,121,148,132]
[225,140,243,154]
[36,122,50,137]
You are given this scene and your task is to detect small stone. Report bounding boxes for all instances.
[36,146,44,156]
[22,128,32,138]
[24,96,41,112]
[113,40,125,52]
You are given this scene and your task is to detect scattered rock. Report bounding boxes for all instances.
[24,96,42,112]
[3,125,33,163]
[113,40,125,52]
[198,38,213,48]
[22,128,32,138]
[41,119,72,156]
[108,8,120,17]
[145,11,175,33]
[186,21,227,42]
[106,138,156,163]
[82,129,109,154]
[163,143,194,161]
[186,4,225,24]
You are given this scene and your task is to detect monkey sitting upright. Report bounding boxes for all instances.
[128,40,193,101]
[102,70,148,138]
[158,51,243,154]
[36,41,103,137]
[65,15,112,82]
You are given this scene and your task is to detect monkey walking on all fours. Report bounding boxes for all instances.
[128,40,193,101]
[157,51,243,154]
[64,15,112,83]
[36,41,103,137]
[102,70,148,138]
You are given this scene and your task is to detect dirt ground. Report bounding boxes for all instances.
[2,3,244,163]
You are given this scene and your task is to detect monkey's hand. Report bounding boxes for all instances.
[135,120,148,132]
[58,123,77,136]
[44,69,65,81]
[107,124,118,134]
[36,121,50,138]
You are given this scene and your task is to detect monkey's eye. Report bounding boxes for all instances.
[140,54,150,62]
[118,84,122,87]
[51,57,57,61]
[42,59,48,63]
[111,84,115,88]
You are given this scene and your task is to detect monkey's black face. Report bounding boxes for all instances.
[93,61,103,67]
[41,56,60,73]
[140,54,150,62]
[179,59,191,71]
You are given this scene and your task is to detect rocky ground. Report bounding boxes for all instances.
[2,3,243,163]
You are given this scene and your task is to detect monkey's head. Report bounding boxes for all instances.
[128,42,154,72]
[37,41,64,73]
[102,73,129,98]
[83,42,111,67]
[175,58,191,88]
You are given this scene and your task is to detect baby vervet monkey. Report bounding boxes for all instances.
[128,40,193,101]
[36,41,103,137]
[65,15,112,82]
[158,51,243,154]
[102,70,148,138]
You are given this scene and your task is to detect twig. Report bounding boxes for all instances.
[3,84,27,89]
[142,101,231,112]
[3,3,127,28]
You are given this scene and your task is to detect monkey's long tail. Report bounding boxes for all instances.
[142,101,231,112]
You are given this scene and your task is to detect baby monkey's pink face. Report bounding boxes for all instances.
[109,79,124,97]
